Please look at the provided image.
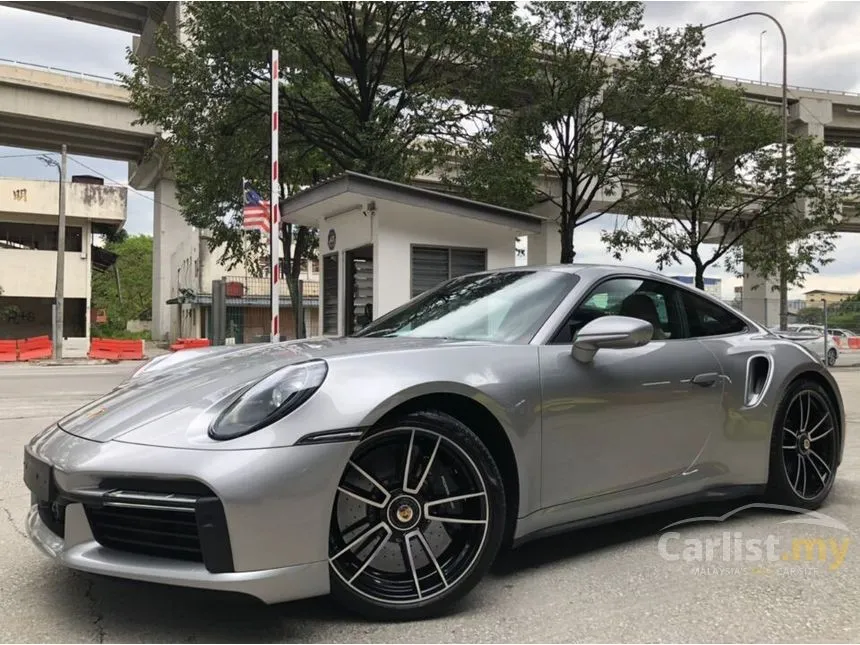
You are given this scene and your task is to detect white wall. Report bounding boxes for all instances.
[374,205,518,317]
[0,248,88,298]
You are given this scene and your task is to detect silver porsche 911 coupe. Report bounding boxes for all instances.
[23,265,844,620]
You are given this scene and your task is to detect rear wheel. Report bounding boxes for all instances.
[766,379,839,509]
[827,348,837,366]
[328,410,506,620]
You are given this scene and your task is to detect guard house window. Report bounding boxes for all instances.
[322,253,338,335]
[411,246,487,298]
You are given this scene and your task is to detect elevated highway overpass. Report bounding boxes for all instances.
[0,58,157,162]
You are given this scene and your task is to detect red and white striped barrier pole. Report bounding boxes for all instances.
[270,49,280,343]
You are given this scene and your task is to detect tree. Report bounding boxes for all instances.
[795,307,824,325]
[601,82,857,294]
[123,1,532,335]
[452,1,712,262]
[91,235,153,337]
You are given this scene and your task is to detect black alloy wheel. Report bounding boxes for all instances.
[328,410,506,620]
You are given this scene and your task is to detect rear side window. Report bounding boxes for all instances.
[682,290,747,338]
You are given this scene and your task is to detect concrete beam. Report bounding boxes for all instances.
[0,1,167,34]
[0,60,156,162]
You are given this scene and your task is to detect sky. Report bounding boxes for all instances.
[1,1,859,299]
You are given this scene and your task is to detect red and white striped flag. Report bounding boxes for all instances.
[241,178,271,234]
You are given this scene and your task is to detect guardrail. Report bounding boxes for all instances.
[3,56,860,100]
[713,72,860,98]
[0,57,122,85]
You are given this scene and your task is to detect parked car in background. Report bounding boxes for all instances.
[827,328,858,348]
[772,326,839,366]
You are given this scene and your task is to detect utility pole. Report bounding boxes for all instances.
[54,145,68,360]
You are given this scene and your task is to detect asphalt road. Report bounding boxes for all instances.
[1,363,859,643]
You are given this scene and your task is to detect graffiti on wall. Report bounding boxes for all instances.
[1,307,36,324]
[12,188,27,202]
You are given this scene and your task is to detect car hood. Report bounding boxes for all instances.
[57,336,463,443]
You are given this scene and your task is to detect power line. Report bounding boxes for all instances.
[0,152,45,160]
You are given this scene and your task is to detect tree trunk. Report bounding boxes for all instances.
[560,219,576,264]
[280,221,311,339]
[694,267,705,290]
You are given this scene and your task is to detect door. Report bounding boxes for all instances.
[345,245,374,335]
[539,277,725,507]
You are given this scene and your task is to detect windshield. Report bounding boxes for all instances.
[354,270,578,343]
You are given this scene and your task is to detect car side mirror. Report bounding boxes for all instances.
[572,315,653,363]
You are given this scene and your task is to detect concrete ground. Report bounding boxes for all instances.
[1,363,858,643]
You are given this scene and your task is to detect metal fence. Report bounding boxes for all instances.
[205,276,320,345]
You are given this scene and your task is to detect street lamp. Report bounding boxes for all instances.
[700,12,789,330]
[37,144,68,360]
[759,29,767,83]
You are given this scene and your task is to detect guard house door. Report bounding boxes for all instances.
[345,245,374,335]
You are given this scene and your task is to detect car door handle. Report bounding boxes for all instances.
[691,372,720,387]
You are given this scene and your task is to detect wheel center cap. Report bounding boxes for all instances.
[803,436,811,451]
[397,505,413,523]
[387,495,421,530]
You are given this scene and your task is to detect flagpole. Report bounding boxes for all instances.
[270,49,280,343]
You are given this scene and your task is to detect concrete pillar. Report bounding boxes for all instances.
[790,98,832,140]
[151,178,191,341]
[741,230,780,328]
[526,219,562,266]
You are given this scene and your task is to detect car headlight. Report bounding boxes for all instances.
[209,359,328,440]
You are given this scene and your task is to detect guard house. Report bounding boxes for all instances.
[282,172,546,336]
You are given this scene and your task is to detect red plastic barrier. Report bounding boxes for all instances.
[88,338,145,361]
[170,338,211,352]
[849,337,860,350]
[0,339,17,362]
[17,335,52,361]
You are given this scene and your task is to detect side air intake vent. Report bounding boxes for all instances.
[746,355,772,407]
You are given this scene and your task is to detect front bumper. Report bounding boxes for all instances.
[24,425,357,604]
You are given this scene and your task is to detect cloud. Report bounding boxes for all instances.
[0,6,131,78]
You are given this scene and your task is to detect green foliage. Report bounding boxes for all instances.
[452,1,712,262]
[794,307,824,324]
[122,1,531,271]
[91,235,153,337]
[602,81,859,292]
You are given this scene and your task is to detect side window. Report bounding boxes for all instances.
[551,277,683,344]
[681,290,747,338]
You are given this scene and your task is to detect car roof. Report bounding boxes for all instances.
[490,263,671,280]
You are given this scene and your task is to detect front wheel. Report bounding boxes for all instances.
[766,379,839,509]
[328,410,506,621]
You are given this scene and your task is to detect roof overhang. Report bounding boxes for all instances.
[282,171,544,234]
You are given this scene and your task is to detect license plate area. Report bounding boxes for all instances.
[23,450,55,502]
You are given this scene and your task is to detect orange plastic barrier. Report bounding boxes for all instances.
[17,335,52,361]
[170,338,211,351]
[849,337,860,350]
[88,338,145,361]
[0,339,17,362]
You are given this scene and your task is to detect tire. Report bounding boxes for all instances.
[827,348,837,366]
[328,410,506,621]
[765,378,840,510]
